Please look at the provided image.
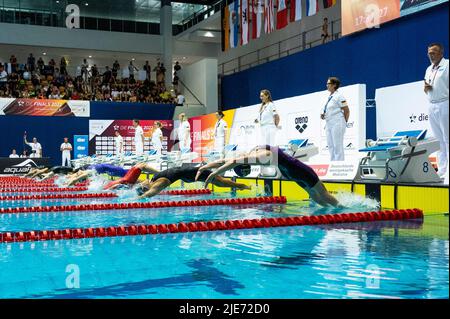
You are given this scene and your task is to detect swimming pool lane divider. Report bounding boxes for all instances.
[0,189,211,201]
[0,187,89,193]
[0,196,286,215]
[0,208,424,243]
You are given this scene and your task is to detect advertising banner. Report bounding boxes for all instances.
[73,135,89,159]
[0,98,90,117]
[89,120,174,156]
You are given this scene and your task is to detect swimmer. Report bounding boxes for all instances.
[65,163,130,186]
[39,166,81,181]
[197,145,340,207]
[137,165,251,199]
[24,166,49,178]
[103,163,160,190]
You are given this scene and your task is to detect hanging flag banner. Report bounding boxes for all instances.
[221,5,230,51]
[276,0,288,29]
[229,1,239,48]
[252,0,263,39]
[323,0,337,9]
[290,0,302,22]
[264,0,275,34]
[306,0,319,16]
[240,0,250,45]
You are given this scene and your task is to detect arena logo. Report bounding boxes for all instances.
[65,4,80,29]
[409,113,429,123]
[294,116,308,134]
[77,146,86,151]
[2,159,38,174]
[76,137,86,143]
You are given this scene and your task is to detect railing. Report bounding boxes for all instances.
[179,1,223,33]
[218,19,342,76]
[178,79,205,108]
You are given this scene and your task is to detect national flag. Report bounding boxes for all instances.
[323,0,336,9]
[221,6,230,51]
[276,0,288,29]
[252,0,263,39]
[290,0,302,22]
[264,0,274,34]
[240,0,249,45]
[229,2,239,48]
[306,0,318,16]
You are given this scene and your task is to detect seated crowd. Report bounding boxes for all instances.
[0,54,183,104]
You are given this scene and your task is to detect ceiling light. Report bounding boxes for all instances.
[88,55,92,58]
[85,3,89,6]
[204,31,214,38]
[43,52,47,55]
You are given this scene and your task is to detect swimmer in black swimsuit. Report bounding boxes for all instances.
[137,165,251,199]
[197,145,340,207]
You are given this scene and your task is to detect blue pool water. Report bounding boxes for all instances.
[0,189,448,299]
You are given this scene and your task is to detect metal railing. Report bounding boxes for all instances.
[178,79,205,107]
[218,19,342,76]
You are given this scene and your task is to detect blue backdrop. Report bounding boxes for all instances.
[221,3,449,139]
[0,102,175,165]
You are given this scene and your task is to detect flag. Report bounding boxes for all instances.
[240,0,249,45]
[290,0,302,22]
[221,6,230,51]
[276,0,288,29]
[306,0,318,16]
[252,0,263,39]
[229,2,239,48]
[264,0,274,34]
[323,0,336,9]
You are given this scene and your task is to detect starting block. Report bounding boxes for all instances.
[259,139,319,178]
[355,130,441,183]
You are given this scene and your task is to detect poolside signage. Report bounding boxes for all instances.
[0,158,51,175]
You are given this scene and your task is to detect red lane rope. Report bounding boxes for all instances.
[0,187,88,193]
[0,208,424,243]
[0,196,286,215]
[0,192,117,201]
[159,189,211,195]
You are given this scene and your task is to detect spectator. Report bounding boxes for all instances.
[176,91,185,106]
[60,57,67,75]
[112,60,120,79]
[37,57,45,73]
[103,66,112,84]
[48,86,61,99]
[143,61,151,80]
[20,150,28,158]
[128,61,138,78]
[10,55,18,73]
[0,65,7,91]
[174,61,181,73]
[27,53,36,73]
[321,18,329,44]
[9,149,19,158]
[49,58,56,76]
[91,64,99,78]
[70,89,80,100]
[81,59,89,82]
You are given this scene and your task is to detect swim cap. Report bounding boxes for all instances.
[233,164,251,177]
[136,185,149,196]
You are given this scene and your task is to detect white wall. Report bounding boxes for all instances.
[180,58,218,114]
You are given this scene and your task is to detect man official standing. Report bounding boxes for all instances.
[60,137,73,167]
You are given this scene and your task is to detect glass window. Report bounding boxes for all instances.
[111,19,123,32]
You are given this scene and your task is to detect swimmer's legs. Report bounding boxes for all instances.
[139,178,171,199]
[308,181,340,207]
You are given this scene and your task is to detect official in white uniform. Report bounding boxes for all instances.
[178,113,191,151]
[24,136,42,158]
[9,149,19,158]
[114,130,124,156]
[321,77,350,161]
[214,111,228,157]
[424,43,449,178]
[60,137,73,166]
[255,89,280,146]
[151,121,164,155]
[133,119,144,155]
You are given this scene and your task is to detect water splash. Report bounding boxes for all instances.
[87,175,108,192]
[54,176,67,187]
[334,191,380,210]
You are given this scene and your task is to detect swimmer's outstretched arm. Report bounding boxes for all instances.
[66,170,92,186]
[135,162,160,174]
[39,171,55,181]
[138,179,171,199]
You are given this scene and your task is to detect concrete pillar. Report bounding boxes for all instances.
[160,0,173,90]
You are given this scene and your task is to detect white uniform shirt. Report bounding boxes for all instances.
[115,135,124,155]
[29,142,42,156]
[178,121,191,140]
[151,128,163,148]
[134,126,144,145]
[9,154,19,158]
[214,119,228,139]
[323,91,347,121]
[425,58,449,103]
[60,143,72,156]
[259,102,277,126]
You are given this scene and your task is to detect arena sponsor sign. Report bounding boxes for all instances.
[89,120,174,156]
[0,158,51,175]
[309,161,359,180]
[74,135,89,159]
[375,80,433,138]
[0,98,90,117]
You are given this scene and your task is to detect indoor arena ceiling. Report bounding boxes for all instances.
[3,0,221,24]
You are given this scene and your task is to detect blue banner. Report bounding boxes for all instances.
[74,135,89,159]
